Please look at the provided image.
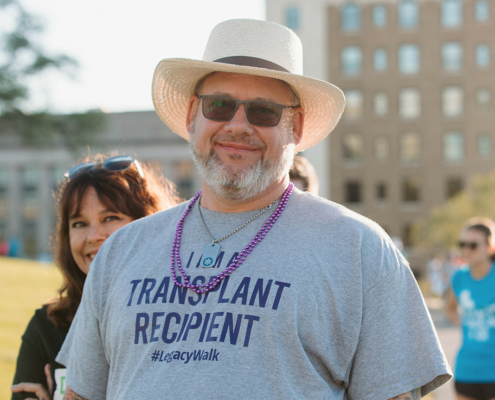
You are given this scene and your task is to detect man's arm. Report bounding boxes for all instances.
[388,388,421,400]
[63,387,88,400]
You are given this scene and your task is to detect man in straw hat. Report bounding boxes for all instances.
[58,19,451,399]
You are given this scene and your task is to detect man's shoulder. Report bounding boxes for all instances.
[290,190,386,238]
[112,201,189,237]
[290,191,407,288]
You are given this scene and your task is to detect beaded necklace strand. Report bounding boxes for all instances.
[170,183,294,293]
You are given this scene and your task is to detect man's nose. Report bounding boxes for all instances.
[223,104,255,134]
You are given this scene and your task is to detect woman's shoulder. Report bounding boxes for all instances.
[29,306,52,326]
[21,306,51,341]
[23,306,67,340]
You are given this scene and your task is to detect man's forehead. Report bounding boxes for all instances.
[200,72,296,102]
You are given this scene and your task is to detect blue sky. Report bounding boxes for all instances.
[20,0,265,113]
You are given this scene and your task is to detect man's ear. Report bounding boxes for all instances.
[292,107,304,146]
[186,94,200,133]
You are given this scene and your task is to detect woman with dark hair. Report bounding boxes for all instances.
[11,155,180,400]
[446,217,495,400]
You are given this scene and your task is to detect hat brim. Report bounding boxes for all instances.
[152,58,346,152]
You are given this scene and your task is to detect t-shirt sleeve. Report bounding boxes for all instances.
[12,312,50,400]
[56,265,109,400]
[347,263,452,400]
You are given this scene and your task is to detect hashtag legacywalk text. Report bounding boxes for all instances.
[150,348,220,364]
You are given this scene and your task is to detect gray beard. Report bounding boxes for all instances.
[189,125,295,201]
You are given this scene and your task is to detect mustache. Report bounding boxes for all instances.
[211,133,266,150]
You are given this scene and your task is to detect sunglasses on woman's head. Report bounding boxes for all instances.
[458,241,479,250]
[198,95,296,127]
[64,155,144,181]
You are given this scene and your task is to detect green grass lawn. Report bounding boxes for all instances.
[0,257,62,400]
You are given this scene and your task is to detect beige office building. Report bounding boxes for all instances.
[268,0,495,269]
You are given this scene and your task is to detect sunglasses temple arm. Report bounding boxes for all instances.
[134,160,145,178]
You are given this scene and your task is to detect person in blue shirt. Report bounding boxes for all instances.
[446,217,495,400]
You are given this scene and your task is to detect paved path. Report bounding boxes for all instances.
[427,304,461,400]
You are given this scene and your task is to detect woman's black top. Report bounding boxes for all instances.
[12,306,69,400]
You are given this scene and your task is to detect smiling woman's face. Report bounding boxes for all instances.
[69,186,134,274]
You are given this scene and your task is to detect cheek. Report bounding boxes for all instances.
[110,222,128,235]
[108,217,134,236]
[69,232,81,253]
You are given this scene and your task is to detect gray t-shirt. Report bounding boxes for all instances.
[57,189,451,399]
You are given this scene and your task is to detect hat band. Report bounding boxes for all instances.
[213,56,290,73]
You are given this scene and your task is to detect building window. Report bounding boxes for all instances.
[446,177,463,199]
[403,224,414,247]
[343,90,363,120]
[345,181,362,203]
[376,182,388,200]
[0,167,8,241]
[286,7,300,31]
[442,42,463,71]
[402,178,421,202]
[442,86,464,117]
[373,48,388,71]
[373,5,387,26]
[341,3,361,31]
[476,44,491,67]
[444,132,464,162]
[374,136,389,161]
[51,165,65,190]
[0,221,6,242]
[373,92,389,116]
[400,132,422,163]
[342,46,362,75]
[399,88,421,119]
[399,44,420,74]
[478,134,491,157]
[476,88,492,111]
[21,165,40,256]
[0,167,8,194]
[398,0,419,28]
[475,0,489,21]
[343,133,364,161]
[442,0,462,27]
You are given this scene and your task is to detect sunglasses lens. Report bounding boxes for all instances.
[459,241,478,250]
[203,96,236,121]
[103,156,133,172]
[247,101,283,127]
[67,162,94,180]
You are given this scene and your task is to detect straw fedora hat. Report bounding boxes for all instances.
[152,19,345,152]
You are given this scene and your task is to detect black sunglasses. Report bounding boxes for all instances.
[198,95,296,127]
[64,155,144,181]
[458,241,479,250]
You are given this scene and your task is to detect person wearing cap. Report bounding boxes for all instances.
[57,19,451,400]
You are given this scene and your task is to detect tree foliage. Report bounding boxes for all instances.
[0,0,105,148]
[412,172,495,250]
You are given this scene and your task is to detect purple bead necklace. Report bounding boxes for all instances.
[170,183,294,294]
